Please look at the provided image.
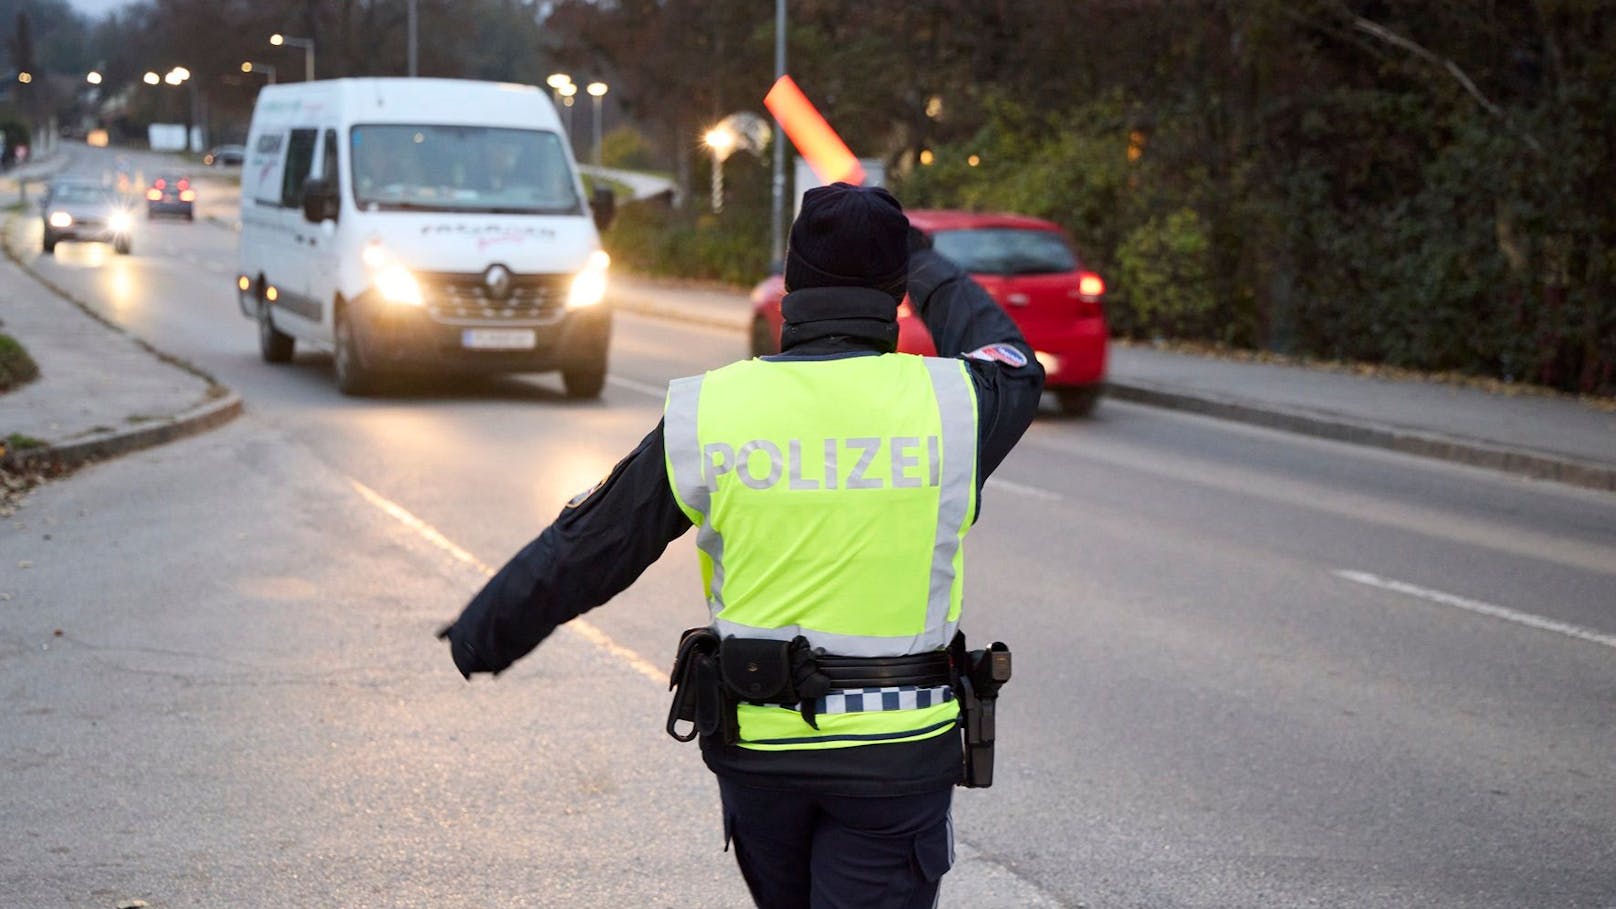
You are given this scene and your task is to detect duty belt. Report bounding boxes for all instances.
[665,630,953,741]
[814,651,952,689]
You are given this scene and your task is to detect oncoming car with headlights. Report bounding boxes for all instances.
[236,77,617,396]
[41,180,134,255]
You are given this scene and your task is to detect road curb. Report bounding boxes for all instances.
[611,294,749,334]
[1105,380,1616,493]
[1,390,244,473]
[0,211,246,476]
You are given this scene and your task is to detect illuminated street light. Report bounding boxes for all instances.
[242,61,277,84]
[16,72,31,84]
[558,81,578,140]
[270,33,316,82]
[586,82,608,167]
[545,72,572,112]
[143,71,160,85]
[86,71,103,85]
[703,125,739,213]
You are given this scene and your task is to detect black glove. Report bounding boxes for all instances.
[437,622,488,680]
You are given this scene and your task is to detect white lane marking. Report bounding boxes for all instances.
[985,476,1064,502]
[1334,569,1616,651]
[605,374,668,400]
[349,478,668,684]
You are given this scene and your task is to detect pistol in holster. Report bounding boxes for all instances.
[952,632,1013,788]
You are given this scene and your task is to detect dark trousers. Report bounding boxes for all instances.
[718,776,954,909]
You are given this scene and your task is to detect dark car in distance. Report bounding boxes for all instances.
[203,145,246,166]
[146,175,196,220]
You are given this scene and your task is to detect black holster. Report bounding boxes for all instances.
[951,632,1013,788]
[666,627,729,743]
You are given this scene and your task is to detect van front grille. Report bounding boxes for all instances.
[419,271,571,323]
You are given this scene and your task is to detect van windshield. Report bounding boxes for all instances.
[350,125,580,214]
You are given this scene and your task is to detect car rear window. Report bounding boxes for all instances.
[931,228,1077,275]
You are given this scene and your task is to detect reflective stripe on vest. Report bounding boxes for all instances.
[664,354,979,749]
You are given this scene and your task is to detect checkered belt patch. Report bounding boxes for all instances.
[795,685,956,715]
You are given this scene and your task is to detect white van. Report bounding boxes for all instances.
[236,77,616,396]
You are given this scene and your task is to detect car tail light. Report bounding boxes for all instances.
[154,178,166,189]
[1078,271,1106,301]
[146,188,163,201]
[178,178,190,190]
[180,190,196,202]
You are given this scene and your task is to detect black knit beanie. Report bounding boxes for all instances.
[783,183,910,302]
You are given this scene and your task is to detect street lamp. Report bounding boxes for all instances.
[545,72,572,111]
[270,33,315,82]
[86,71,103,85]
[557,81,577,144]
[586,81,607,167]
[148,67,201,152]
[703,125,738,213]
[16,72,32,84]
[242,61,277,84]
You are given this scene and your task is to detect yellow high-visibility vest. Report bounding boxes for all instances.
[664,353,979,750]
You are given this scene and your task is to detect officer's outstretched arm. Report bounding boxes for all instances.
[907,241,1045,481]
[439,421,693,678]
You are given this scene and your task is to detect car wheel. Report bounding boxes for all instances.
[332,302,379,396]
[42,232,56,254]
[185,211,194,222]
[750,316,778,357]
[257,286,295,364]
[114,236,131,255]
[1055,386,1102,418]
[562,359,607,399]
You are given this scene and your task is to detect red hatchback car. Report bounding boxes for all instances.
[749,209,1109,415]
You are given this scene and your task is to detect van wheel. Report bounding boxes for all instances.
[114,236,132,255]
[333,303,379,396]
[43,232,57,254]
[257,287,295,363]
[562,359,607,399]
[1055,387,1102,418]
[750,316,777,357]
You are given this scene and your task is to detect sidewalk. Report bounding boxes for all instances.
[0,169,240,472]
[605,274,1616,493]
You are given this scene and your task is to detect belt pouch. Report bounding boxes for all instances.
[719,636,796,703]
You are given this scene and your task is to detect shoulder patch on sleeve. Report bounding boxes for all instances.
[964,343,1029,368]
[565,476,607,509]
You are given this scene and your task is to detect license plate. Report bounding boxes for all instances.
[462,328,537,350]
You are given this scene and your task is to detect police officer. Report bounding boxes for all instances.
[439,183,1044,908]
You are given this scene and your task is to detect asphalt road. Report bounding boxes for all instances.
[3,144,1614,908]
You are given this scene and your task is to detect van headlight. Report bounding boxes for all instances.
[48,211,73,228]
[374,264,423,306]
[566,250,611,309]
[108,211,132,232]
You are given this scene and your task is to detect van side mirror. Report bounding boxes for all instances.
[301,177,339,223]
[591,186,616,232]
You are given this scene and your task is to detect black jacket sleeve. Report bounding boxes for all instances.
[906,246,1046,482]
[441,420,692,677]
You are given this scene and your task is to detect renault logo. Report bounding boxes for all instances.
[484,265,513,301]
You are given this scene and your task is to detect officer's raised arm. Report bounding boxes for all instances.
[905,229,1046,481]
[438,421,691,678]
